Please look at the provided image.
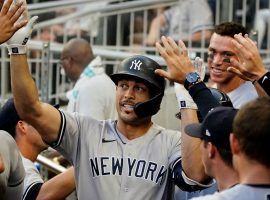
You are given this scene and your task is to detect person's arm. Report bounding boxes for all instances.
[155,36,211,183]
[7,18,61,144]
[36,167,75,200]
[146,13,166,46]
[228,33,269,96]
[0,0,27,44]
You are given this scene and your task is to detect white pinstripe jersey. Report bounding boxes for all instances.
[52,110,181,200]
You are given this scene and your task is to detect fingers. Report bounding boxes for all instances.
[5,0,23,20]
[227,66,243,77]
[10,6,25,24]
[156,40,169,60]
[178,40,188,56]
[13,19,28,31]
[167,37,181,56]
[0,0,13,15]
[154,68,171,80]
[160,36,175,56]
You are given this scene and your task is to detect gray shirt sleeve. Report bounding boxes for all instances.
[0,131,25,199]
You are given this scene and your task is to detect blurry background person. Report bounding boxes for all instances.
[60,38,116,120]
[146,0,213,46]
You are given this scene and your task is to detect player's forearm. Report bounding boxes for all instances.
[36,167,75,200]
[10,54,41,120]
[180,109,208,182]
[189,82,220,118]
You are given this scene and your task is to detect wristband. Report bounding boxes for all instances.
[7,45,27,55]
[257,72,270,96]
[174,83,198,110]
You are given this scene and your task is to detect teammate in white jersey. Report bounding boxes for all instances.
[207,22,258,108]
[155,36,270,199]
[7,18,214,199]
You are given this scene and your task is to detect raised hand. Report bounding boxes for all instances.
[6,16,38,54]
[228,33,267,82]
[155,36,195,84]
[0,0,27,44]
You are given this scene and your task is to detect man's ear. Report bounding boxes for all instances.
[230,133,240,155]
[208,142,216,159]
[17,120,27,135]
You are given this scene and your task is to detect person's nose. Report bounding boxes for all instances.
[212,53,223,65]
[124,87,135,99]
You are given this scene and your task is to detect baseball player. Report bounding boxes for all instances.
[0,98,76,200]
[7,18,214,199]
[0,1,29,199]
[0,131,25,200]
[189,98,270,200]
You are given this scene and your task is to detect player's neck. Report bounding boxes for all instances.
[214,164,239,191]
[217,77,245,93]
[116,120,153,140]
[237,156,270,185]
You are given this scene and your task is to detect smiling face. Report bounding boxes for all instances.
[208,33,239,85]
[116,78,150,124]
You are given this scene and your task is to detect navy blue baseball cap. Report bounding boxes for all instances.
[185,107,238,150]
[0,98,59,137]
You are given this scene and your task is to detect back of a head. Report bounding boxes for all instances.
[0,98,20,138]
[110,55,165,118]
[64,38,93,69]
[214,21,248,38]
[233,97,270,167]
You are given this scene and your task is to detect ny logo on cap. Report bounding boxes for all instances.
[205,129,211,137]
[130,59,142,70]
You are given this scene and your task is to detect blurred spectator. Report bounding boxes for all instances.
[146,0,213,46]
[252,0,270,48]
[60,38,116,119]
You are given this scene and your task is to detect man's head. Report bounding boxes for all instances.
[110,55,165,122]
[208,22,248,89]
[231,97,270,168]
[60,38,94,82]
[0,98,48,151]
[185,107,238,175]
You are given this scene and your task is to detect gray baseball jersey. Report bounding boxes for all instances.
[0,131,25,200]
[52,110,183,200]
[22,157,44,200]
[191,184,270,200]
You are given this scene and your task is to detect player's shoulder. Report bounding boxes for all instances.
[153,123,180,137]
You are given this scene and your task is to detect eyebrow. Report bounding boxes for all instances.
[208,48,235,55]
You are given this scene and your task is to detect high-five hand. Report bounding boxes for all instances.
[6,16,38,54]
[0,0,27,44]
[228,33,267,82]
[155,36,195,84]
